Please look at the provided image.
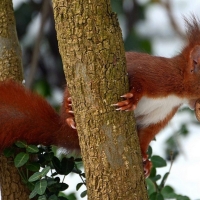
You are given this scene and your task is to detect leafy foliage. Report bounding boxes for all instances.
[4,141,193,199]
[4,141,86,200]
[146,146,191,200]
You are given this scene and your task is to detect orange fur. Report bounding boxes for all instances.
[0,80,79,152]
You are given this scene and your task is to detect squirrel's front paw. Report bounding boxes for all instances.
[112,91,139,111]
[143,157,152,178]
[65,97,76,129]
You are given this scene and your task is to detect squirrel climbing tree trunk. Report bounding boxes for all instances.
[53,0,148,199]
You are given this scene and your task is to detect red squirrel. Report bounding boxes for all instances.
[0,17,199,177]
[66,16,200,176]
[114,17,200,176]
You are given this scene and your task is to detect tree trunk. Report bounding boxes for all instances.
[53,0,148,199]
[0,0,29,199]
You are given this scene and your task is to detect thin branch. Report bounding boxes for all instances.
[25,0,50,89]
[161,0,186,40]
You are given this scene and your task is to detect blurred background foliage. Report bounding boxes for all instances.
[14,0,152,92]
[12,0,200,199]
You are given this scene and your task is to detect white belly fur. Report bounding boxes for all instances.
[134,95,188,127]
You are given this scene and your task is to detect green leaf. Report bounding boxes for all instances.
[151,155,167,168]
[52,157,74,175]
[180,124,189,136]
[58,183,69,191]
[159,172,169,188]
[72,167,82,174]
[58,197,69,200]
[161,185,174,194]
[27,182,35,191]
[52,156,61,172]
[26,145,39,153]
[29,187,37,199]
[3,147,14,157]
[15,141,27,148]
[35,179,47,195]
[161,185,176,198]
[80,190,87,198]
[150,192,164,200]
[60,157,74,175]
[149,192,157,200]
[48,182,69,193]
[48,184,60,193]
[59,191,74,199]
[47,180,57,187]
[40,166,50,176]
[38,195,47,200]
[146,178,156,195]
[48,194,59,200]
[14,152,29,167]
[44,152,54,161]
[149,166,156,178]
[156,193,164,200]
[176,195,190,200]
[76,183,84,191]
[151,174,161,182]
[26,162,40,172]
[33,80,51,97]
[54,177,60,183]
[28,172,42,182]
[147,146,153,158]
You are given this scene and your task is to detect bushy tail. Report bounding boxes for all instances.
[0,80,79,151]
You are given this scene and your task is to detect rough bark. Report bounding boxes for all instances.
[53,0,148,199]
[0,157,30,200]
[0,0,29,199]
[0,0,23,81]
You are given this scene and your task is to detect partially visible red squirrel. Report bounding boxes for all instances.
[0,17,200,177]
[114,17,200,176]
[66,17,200,176]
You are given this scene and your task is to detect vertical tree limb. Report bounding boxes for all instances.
[53,0,148,199]
[0,0,29,199]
